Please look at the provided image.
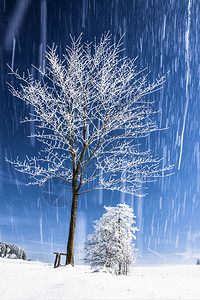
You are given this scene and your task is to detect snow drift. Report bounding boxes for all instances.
[0,258,200,299]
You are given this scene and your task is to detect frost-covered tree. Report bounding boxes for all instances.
[6,33,171,266]
[84,203,138,275]
[0,242,26,260]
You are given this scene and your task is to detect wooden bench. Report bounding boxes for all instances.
[54,252,67,268]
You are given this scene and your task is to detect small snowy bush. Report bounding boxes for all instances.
[84,203,138,275]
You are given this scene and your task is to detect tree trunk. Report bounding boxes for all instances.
[118,262,122,275]
[66,189,78,266]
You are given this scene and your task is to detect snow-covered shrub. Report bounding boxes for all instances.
[84,204,138,275]
[0,243,7,257]
[0,242,26,260]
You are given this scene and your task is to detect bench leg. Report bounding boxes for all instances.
[58,254,61,267]
[54,254,59,268]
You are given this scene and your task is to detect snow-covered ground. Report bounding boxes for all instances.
[0,258,200,300]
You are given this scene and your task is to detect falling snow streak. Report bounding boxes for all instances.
[40,216,43,244]
[39,0,47,72]
[178,0,191,170]
[11,38,16,70]
[4,0,30,50]
[1,0,200,265]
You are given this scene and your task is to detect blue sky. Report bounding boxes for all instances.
[0,0,200,265]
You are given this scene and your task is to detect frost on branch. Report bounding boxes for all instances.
[84,203,138,275]
[7,33,172,196]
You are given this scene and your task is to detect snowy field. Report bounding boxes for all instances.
[0,258,200,300]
